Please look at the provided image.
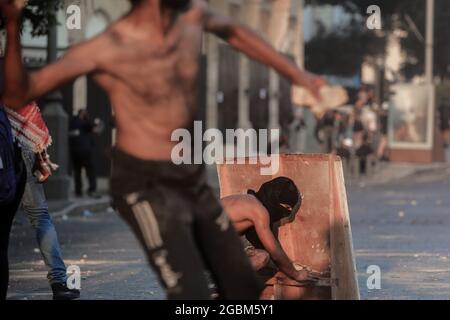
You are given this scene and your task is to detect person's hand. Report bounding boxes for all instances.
[292,262,328,283]
[298,71,327,102]
[245,247,270,271]
[294,269,321,283]
[33,151,59,184]
[0,0,26,21]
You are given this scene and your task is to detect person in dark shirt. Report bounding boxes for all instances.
[69,109,98,198]
[439,96,450,148]
[336,138,352,164]
[315,111,336,153]
[356,133,375,175]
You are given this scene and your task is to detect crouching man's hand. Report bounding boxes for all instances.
[292,262,328,283]
[294,269,322,283]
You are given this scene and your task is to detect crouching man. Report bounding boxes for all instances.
[221,177,323,283]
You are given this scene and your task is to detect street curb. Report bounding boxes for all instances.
[411,163,450,176]
[51,196,112,218]
[355,162,450,187]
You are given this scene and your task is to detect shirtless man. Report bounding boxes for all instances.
[222,177,321,283]
[1,0,326,299]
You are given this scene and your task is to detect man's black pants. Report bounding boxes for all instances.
[111,149,263,300]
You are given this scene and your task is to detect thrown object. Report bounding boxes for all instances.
[292,85,349,118]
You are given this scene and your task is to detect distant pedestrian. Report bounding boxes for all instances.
[315,111,336,153]
[69,109,101,198]
[356,133,375,175]
[377,102,390,161]
[439,96,450,149]
[336,138,352,164]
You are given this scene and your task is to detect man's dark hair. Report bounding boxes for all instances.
[245,177,302,250]
[129,0,143,5]
[248,177,302,225]
[129,0,192,10]
[162,0,192,11]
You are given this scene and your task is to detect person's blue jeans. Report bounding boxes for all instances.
[21,149,67,285]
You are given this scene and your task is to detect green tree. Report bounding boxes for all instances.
[304,0,450,80]
[1,0,64,36]
[305,19,385,77]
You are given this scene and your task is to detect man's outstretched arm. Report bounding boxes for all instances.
[202,6,326,99]
[1,0,100,110]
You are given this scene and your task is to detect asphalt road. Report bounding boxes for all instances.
[8,208,164,300]
[7,166,450,300]
[352,168,450,300]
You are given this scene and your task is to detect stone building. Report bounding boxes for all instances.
[205,0,305,135]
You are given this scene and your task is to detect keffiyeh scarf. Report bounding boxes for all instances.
[5,102,52,153]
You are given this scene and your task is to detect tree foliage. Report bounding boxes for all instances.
[305,18,385,77]
[1,0,64,36]
[304,0,450,80]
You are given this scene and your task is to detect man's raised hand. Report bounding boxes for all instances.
[296,71,327,102]
[0,0,26,21]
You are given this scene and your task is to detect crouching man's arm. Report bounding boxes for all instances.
[253,212,319,283]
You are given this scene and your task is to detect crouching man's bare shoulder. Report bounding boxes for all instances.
[221,194,267,218]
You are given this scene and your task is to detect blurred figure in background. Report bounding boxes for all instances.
[360,95,378,141]
[351,110,365,150]
[315,110,336,153]
[69,109,102,198]
[334,111,349,147]
[336,138,352,165]
[439,96,450,150]
[356,132,375,175]
[290,107,307,153]
[356,85,369,106]
[377,102,390,161]
[5,102,79,300]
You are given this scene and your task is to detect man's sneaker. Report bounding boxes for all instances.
[51,283,80,300]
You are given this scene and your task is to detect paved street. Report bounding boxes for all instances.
[6,165,450,300]
[352,167,450,300]
[8,208,165,300]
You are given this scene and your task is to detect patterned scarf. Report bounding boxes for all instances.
[5,102,52,153]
